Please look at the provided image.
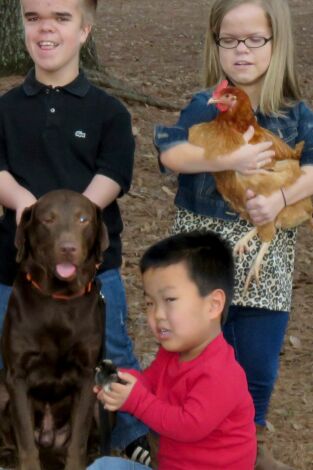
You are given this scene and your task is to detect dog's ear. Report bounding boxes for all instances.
[15,205,35,263]
[95,205,109,264]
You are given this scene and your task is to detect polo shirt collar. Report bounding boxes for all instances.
[23,68,90,97]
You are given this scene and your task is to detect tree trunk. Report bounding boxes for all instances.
[0,0,31,75]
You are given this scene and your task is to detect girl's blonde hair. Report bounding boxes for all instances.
[203,0,301,114]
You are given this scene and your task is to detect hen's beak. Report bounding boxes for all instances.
[208,97,219,105]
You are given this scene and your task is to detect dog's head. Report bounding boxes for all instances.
[15,190,109,291]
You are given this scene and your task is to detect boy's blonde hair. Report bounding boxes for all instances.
[203,0,301,114]
[80,0,97,25]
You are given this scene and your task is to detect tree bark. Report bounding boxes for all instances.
[0,0,31,75]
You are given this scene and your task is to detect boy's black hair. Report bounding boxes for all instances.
[140,231,234,324]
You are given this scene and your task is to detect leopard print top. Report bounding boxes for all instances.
[173,208,297,312]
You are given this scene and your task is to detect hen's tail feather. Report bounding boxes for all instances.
[294,141,305,160]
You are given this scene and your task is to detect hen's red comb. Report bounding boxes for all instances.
[212,80,229,99]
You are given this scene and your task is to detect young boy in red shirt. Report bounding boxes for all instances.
[90,231,257,470]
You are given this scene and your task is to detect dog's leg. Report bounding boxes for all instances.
[7,377,41,470]
[65,375,96,470]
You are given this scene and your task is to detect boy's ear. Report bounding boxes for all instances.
[80,24,92,45]
[207,289,226,320]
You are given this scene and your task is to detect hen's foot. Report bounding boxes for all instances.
[244,242,270,293]
[234,227,257,256]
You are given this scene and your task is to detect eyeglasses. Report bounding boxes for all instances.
[215,36,272,49]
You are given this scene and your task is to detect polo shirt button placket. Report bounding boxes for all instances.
[45,88,58,125]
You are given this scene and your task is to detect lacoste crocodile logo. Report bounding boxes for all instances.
[74,130,86,139]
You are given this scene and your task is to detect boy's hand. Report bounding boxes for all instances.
[93,371,137,411]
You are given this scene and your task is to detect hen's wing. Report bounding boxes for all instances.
[189,122,244,160]
[252,127,304,162]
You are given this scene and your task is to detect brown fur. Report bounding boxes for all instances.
[0,189,109,470]
[189,87,312,243]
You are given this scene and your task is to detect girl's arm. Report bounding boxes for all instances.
[246,102,313,225]
[156,91,273,176]
[283,165,313,203]
[160,127,274,175]
[246,165,313,225]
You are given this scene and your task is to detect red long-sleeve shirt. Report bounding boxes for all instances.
[121,333,256,470]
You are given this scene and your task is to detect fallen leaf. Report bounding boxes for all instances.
[289,336,302,349]
[265,421,275,433]
[292,423,302,431]
[162,185,175,197]
[132,126,140,136]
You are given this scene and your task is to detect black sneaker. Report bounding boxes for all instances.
[125,435,152,467]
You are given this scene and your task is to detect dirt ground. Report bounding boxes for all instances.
[0,0,313,468]
[94,1,313,468]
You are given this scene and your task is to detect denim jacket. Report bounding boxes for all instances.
[154,90,313,220]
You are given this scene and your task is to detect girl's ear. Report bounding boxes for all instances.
[207,289,226,320]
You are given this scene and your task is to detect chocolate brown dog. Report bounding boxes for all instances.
[1,189,108,470]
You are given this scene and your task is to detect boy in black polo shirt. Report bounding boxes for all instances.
[0,0,150,464]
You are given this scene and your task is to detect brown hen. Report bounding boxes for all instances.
[189,81,312,291]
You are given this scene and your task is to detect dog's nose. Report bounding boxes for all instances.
[59,242,77,255]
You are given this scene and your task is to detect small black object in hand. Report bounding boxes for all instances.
[94,359,127,392]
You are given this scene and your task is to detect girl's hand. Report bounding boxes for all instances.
[246,188,285,225]
[93,371,137,412]
[229,126,275,175]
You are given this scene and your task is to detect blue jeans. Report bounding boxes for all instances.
[223,305,289,426]
[0,282,12,368]
[97,269,148,449]
[0,269,148,450]
[87,456,149,470]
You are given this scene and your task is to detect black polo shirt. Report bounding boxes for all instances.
[0,69,135,285]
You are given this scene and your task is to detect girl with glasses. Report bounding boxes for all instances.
[154,1,313,469]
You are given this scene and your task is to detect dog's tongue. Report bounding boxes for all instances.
[56,263,77,279]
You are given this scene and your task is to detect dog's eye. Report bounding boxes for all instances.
[42,217,55,224]
[79,215,89,223]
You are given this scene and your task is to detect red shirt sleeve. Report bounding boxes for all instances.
[120,367,244,443]
[121,347,166,392]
